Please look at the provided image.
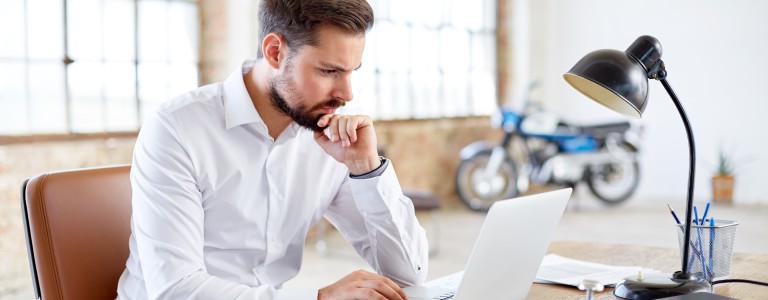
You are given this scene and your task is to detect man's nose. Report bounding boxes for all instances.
[331,75,353,102]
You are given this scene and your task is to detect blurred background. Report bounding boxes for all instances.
[2,0,767,298]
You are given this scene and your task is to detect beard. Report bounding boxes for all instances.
[269,62,346,132]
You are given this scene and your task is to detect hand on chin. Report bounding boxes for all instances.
[313,113,381,175]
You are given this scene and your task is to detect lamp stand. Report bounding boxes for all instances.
[613,68,712,299]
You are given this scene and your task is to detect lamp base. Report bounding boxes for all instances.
[613,272,712,299]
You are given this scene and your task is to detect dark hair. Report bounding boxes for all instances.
[257,0,374,58]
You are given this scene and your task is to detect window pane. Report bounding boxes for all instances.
[168,1,199,63]
[410,0,442,27]
[104,0,136,61]
[469,69,496,116]
[439,28,470,73]
[482,0,497,31]
[0,62,28,134]
[411,27,439,70]
[0,0,25,58]
[104,62,137,131]
[442,73,469,117]
[68,0,102,60]
[389,0,411,23]
[168,63,198,97]
[69,61,105,132]
[138,62,169,121]
[376,23,410,72]
[377,72,410,119]
[139,0,168,61]
[28,0,65,59]
[411,70,441,118]
[29,62,67,133]
[449,0,483,30]
[347,70,377,116]
[471,33,495,70]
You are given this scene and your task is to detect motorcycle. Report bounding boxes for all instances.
[455,83,642,211]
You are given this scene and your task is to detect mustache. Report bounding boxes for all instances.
[309,99,346,112]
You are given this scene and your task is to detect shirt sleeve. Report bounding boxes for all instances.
[130,111,305,300]
[323,162,430,287]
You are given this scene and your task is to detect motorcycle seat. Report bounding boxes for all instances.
[577,121,632,138]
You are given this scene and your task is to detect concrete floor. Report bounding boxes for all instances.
[3,191,767,299]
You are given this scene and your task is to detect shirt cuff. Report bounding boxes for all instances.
[349,156,388,179]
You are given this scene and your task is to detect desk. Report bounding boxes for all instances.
[527,241,768,299]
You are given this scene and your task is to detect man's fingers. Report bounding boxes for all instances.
[358,280,404,300]
[318,114,369,146]
[380,276,408,300]
[346,116,358,143]
[337,117,350,147]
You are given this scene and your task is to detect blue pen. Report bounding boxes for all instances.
[693,206,699,225]
[701,203,711,224]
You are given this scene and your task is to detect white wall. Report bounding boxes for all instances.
[519,0,768,204]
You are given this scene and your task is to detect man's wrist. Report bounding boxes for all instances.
[349,157,388,179]
[347,156,383,175]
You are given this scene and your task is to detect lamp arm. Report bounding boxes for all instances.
[659,77,697,278]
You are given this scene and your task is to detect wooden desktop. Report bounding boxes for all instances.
[527,241,768,299]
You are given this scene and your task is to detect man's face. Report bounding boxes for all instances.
[269,25,366,132]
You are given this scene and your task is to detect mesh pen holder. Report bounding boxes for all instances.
[676,220,738,282]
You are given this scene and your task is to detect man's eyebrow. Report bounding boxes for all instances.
[320,62,363,72]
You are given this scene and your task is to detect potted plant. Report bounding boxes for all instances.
[712,148,736,204]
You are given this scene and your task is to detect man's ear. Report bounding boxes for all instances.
[262,33,285,69]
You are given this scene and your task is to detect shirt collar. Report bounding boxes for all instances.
[223,59,264,130]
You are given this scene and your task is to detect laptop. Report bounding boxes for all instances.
[404,188,572,300]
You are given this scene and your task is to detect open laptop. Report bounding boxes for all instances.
[404,188,572,300]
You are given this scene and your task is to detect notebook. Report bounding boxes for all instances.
[403,188,572,300]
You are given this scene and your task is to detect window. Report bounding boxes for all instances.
[345,0,498,119]
[0,0,199,135]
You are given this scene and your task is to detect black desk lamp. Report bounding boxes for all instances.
[563,35,711,299]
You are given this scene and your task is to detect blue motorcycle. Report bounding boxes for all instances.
[456,84,642,211]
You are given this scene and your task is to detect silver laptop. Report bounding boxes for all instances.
[404,188,572,300]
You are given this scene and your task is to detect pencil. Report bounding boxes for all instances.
[667,204,681,224]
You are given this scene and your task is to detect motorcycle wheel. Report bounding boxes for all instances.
[586,142,640,205]
[455,149,518,212]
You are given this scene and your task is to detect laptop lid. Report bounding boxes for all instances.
[406,188,571,299]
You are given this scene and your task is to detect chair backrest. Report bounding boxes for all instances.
[21,165,132,300]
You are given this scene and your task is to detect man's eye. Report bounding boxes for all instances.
[321,69,336,75]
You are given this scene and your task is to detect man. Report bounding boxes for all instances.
[116,0,428,299]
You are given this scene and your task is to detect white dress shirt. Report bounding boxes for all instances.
[116,60,428,300]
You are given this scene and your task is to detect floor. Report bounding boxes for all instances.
[3,190,767,299]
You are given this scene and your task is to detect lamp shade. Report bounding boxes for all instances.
[563,36,666,119]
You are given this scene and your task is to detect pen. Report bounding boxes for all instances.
[701,203,711,224]
[667,204,681,224]
[693,206,699,225]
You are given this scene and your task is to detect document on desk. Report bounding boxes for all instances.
[535,254,661,287]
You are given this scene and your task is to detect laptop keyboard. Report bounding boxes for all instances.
[425,271,463,299]
[432,291,455,299]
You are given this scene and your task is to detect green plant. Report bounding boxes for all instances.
[715,147,736,176]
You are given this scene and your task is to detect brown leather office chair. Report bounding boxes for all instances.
[21,165,132,300]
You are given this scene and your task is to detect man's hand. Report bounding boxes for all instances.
[314,114,380,175]
[318,270,408,300]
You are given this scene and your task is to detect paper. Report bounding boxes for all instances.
[535,254,661,287]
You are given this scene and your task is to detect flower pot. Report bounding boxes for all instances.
[712,175,734,203]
